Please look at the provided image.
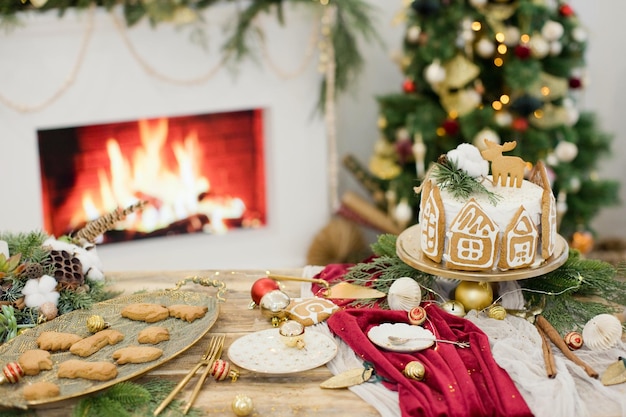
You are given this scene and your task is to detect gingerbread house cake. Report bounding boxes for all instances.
[416,140,557,272]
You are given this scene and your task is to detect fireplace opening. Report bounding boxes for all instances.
[37,109,267,244]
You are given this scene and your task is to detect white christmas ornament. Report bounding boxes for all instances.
[424,61,446,85]
[387,277,422,311]
[469,0,488,8]
[395,127,411,141]
[502,26,521,46]
[530,35,550,59]
[393,200,413,228]
[406,26,421,43]
[473,128,500,151]
[572,27,588,43]
[569,176,581,193]
[494,111,513,127]
[22,275,60,308]
[475,38,495,58]
[582,314,623,351]
[554,141,578,162]
[549,41,563,56]
[541,20,564,41]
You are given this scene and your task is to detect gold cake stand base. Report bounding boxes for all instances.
[396,224,569,282]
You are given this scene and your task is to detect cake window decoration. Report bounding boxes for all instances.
[430,143,501,205]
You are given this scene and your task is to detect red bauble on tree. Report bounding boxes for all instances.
[559,4,575,17]
[250,277,280,306]
[441,118,460,136]
[514,44,532,59]
[569,77,583,89]
[402,79,416,93]
[511,117,529,132]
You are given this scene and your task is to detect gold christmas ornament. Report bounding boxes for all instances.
[441,54,480,90]
[86,315,110,333]
[403,361,426,381]
[279,320,306,349]
[259,290,291,327]
[454,281,493,312]
[487,304,507,320]
[231,394,254,416]
[440,300,466,317]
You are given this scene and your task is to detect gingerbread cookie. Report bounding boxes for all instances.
[498,206,538,270]
[112,346,163,364]
[69,329,124,357]
[168,304,208,322]
[58,359,118,381]
[37,331,83,352]
[138,326,170,344]
[23,381,60,401]
[18,349,53,376]
[121,303,170,323]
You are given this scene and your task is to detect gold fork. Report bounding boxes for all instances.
[183,334,226,414]
[153,334,226,416]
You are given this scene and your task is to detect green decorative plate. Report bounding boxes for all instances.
[0,289,219,410]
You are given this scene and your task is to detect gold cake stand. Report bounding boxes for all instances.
[396,224,569,282]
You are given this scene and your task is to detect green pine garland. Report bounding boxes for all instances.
[346,234,626,335]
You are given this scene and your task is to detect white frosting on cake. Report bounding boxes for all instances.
[438,176,544,235]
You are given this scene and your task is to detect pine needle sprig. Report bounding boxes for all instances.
[539,294,619,334]
[431,159,501,205]
[0,231,50,264]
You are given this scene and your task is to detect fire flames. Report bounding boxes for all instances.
[72,118,246,237]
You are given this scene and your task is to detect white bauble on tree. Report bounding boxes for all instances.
[554,141,578,163]
[541,20,564,41]
[424,61,446,85]
[475,38,495,58]
[406,26,421,43]
[473,128,500,151]
[469,0,488,8]
[549,41,563,56]
[530,35,550,59]
[503,26,520,46]
[494,111,513,127]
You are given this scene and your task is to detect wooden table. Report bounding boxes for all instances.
[33,269,381,417]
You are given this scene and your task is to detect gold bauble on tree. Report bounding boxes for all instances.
[454,281,493,311]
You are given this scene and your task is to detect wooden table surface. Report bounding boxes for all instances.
[32,269,381,417]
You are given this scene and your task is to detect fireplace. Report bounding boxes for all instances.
[37,109,266,244]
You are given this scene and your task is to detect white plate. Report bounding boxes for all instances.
[227,328,338,374]
[367,323,435,352]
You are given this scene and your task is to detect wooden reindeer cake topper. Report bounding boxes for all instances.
[481,139,526,188]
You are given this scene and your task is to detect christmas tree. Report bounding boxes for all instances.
[347,0,619,244]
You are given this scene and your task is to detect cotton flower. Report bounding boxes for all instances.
[22,275,60,308]
[447,143,489,178]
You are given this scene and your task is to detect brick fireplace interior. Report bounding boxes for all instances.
[37,109,266,244]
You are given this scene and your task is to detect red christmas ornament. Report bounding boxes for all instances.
[511,117,529,132]
[559,4,575,17]
[250,278,280,305]
[569,77,583,89]
[402,79,416,93]
[514,44,532,59]
[211,359,239,381]
[441,118,460,136]
[0,362,23,385]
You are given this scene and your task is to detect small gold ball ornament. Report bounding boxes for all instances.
[403,361,426,381]
[454,281,493,311]
[487,304,507,320]
[440,300,466,317]
[231,394,254,416]
[86,315,110,333]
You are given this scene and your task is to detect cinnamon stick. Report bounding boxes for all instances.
[535,322,557,378]
[535,315,599,378]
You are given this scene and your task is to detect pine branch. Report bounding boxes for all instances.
[431,159,501,205]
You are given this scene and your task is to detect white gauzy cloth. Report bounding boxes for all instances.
[302,266,626,417]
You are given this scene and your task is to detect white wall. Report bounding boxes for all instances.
[0,4,330,270]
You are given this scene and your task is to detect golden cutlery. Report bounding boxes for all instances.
[153,334,225,416]
[182,334,226,414]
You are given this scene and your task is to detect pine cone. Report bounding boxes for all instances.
[48,250,84,290]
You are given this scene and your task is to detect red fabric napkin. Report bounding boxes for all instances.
[317,263,533,417]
